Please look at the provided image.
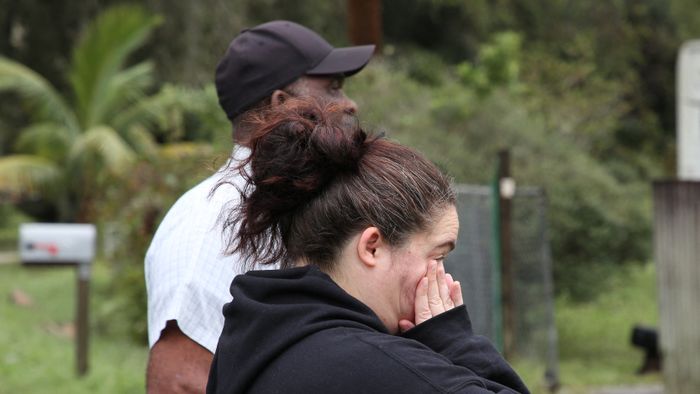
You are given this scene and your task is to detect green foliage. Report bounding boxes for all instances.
[386,46,449,86]
[555,263,660,389]
[13,123,71,163]
[114,83,230,148]
[69,5,162,129]
[0,5,209,222]
[380,0,683,179]
[1,0,684,342]
[0,5,227,342]
[0,204,30,249]
[511,263,660,392]
[0,57,78,131]
[348,55,651,300]
[0,155,62,201]
[96,144,216,341]
[671,0,700,40]
[457,32,522,96]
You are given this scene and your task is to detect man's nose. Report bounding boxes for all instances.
[341,96,358,115]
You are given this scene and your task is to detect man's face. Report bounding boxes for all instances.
[286,75,358,115]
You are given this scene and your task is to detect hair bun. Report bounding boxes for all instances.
[242,98,370,212]
[307,108,367,173]
[217,97,454,269]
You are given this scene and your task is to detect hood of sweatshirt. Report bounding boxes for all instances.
[207,265,388,393]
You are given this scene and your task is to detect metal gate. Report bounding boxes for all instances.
[445,184,559,390]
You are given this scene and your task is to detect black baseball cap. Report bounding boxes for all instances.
[215,20,375,120]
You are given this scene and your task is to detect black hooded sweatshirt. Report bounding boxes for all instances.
[207,266,530,394]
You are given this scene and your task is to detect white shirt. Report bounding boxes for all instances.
[145,147,250,352]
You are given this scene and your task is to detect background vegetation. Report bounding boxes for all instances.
[1,0,693,391]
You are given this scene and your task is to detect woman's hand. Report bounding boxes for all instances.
[399,261,463,333]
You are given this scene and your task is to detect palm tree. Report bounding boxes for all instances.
[0,5,189,221]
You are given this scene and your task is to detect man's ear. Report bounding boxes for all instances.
[357,227,388,268]
[270,89,291,107]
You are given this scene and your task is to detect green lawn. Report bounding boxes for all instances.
[1,258,661,393]
[555,263,661,392]
[512,263,662,393]
[0,262,147,394]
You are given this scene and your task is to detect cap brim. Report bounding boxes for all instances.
[306,45,375,76]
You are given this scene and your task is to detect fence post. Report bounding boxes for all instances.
[497,150,515,359]
[76,262,90,376]
[653,181,700,394]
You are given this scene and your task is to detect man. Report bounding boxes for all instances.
[145,20,374,393]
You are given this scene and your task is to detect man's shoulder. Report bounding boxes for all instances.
[145,165,244,265]
[177,169,237,204]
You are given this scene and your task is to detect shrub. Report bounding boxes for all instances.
[347,57,651,301]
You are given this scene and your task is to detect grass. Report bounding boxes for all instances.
[0,261,147,394]
[0,256,661,393]
[555,263,661,392]
[512,262,661,393]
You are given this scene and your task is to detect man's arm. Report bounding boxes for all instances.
[147,321,213,394]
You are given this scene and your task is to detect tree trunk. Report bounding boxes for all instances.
[347,0,382,52]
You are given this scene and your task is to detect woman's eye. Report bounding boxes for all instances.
[434,255,445,262]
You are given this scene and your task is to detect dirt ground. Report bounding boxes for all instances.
[590,384,664,394]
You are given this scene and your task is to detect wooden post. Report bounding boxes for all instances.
[76,263,90,376]
[347,0,382,51]
[653,181,700,394]
[498,150,515,359]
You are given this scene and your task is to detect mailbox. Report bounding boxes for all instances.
[18,222,96,376]
[19,223,96,265]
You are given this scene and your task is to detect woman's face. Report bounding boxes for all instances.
[388,205,459,330]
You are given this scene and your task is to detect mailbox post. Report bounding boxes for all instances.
[19,223,96,377]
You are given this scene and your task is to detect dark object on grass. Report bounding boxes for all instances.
[631,325,662,374]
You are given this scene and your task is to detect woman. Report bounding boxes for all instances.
[207,100,530,394]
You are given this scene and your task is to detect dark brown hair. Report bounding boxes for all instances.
[220,98,454,270]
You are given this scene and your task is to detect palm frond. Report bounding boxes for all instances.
[0,155,63,202]
[0,57,79,134]
[189,84,231,143]
[123,124,159,161]
[0,117,12,155]
[69,4,162,128]
[68,126,136,177]
[159,142,214,161]
[99,61,156,127]
[13,123,72,163]
[112,84,197,136]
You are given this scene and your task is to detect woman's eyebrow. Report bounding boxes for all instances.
[436,241,456,252]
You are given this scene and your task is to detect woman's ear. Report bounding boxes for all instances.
[270,89,290,107]
[357,227,388,268]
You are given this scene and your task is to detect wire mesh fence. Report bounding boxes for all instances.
[445,183,559,390]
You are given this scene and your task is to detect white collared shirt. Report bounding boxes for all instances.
[145,147,254,352]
